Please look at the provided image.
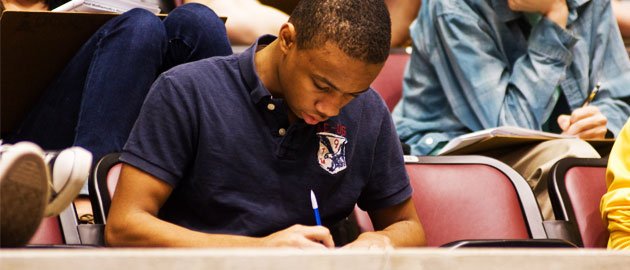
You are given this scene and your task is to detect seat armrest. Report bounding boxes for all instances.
[542,220,582,247]
[441,239,577,249]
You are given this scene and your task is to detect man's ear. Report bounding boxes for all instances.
[278,22,297,54]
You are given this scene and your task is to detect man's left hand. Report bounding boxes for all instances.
[341,232,393,250]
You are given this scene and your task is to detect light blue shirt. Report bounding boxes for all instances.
[393,0,630,155]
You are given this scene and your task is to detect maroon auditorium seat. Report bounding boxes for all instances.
[371,50,410,112]
[89,153,122,225]
[548,157,609,248]
[355,155,551,247]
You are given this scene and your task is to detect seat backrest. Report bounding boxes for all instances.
[28,204,81,245]
[549,157,609,248]
[89,153,122,224]
[370,49,410,112]
[354,155,547,247]
[28,217,63,245]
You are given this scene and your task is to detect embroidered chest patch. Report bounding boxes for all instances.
[316,132,347,174]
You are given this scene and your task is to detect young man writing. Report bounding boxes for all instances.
[106,0,426,248]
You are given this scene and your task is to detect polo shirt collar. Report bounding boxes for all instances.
[238,34,278,105]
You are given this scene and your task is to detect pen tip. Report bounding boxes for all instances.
[310,190,318,209]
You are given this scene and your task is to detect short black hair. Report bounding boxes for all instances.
[289,0,391,64]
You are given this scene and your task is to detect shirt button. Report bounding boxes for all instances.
[425,137,434,145]
[278,128,286,136]
[267,103,276,111]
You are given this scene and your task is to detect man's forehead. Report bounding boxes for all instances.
[311,73,371,95]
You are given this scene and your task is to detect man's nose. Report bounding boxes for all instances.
[315,96,343,119]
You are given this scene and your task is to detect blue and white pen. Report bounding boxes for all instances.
[310,190,322,226]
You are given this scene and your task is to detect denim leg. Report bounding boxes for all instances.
[74,9,167,161]
[11,8,167,163]
[162,3,233,71]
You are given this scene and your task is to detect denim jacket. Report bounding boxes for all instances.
[393,0,630,155]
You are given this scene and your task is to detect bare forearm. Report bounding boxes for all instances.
[613,1,630,37]
[350,198,426,248]
[544,0,569,29]
[105,210,262,247]
[1,0,47,10]
[372,219,426,247]
[386,0,421,47]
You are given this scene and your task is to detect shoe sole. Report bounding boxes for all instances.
[0,142,49,247]
[45,147,92,217]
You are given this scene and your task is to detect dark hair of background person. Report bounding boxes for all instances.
[288,0,391,64]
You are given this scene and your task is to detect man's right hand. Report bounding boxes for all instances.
[557,105,608,139]
[507,0,569,28]
[262,224,335,248]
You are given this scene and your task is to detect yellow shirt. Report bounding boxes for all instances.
[601,118,630,249]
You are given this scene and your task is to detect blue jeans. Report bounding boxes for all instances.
[8,4,232,164]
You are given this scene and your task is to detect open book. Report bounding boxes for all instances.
[52,0,160,14]
[437,126,578,155]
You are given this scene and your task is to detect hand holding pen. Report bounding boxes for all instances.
[557,82,608,139]
[254,190,334,248]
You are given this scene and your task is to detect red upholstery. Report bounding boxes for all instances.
[564,166,608,248]
[353,205,374,233]
[107,163,122,198]
[371,53,410,112]
[28,217,63,245]
[408,163,529,247]
[354,156,544,247]
[549,158,609,248]
[89,153,121,224]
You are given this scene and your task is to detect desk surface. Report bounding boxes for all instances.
[1,248,629,270]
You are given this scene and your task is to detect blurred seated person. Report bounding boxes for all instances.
[601,118,630,250]
[179,0,421,48]
[394,0,630,220]
[182,0,289,45]
[1,1,232,217]
[2,0,231,174]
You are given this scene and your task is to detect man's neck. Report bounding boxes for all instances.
[254,40,282,98]
[254,40,300,125]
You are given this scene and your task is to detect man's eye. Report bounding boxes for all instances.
[315,84,329,91]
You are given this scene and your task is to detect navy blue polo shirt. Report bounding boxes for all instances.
[121,35,412,237]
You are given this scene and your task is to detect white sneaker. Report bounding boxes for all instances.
[44,147,92,217]
[0,142,49,247]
